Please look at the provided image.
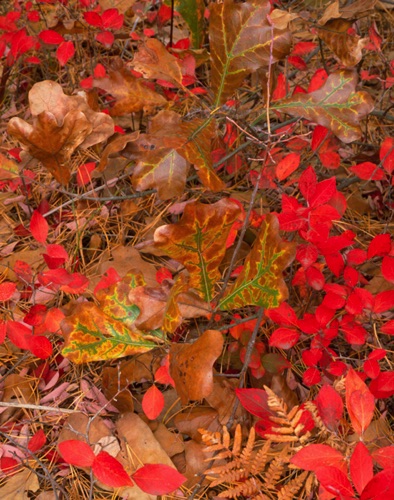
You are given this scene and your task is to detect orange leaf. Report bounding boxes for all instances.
[345,368,375,435]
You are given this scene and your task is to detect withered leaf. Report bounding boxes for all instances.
[153,199,241,301]
[132,148,189,200]
[209,0,291,105]
[318,0,377,26]
[220,214,296,310]
[7,81,114,184]
[271,70,374,143]
[132,38,184,87]
[93,66,167,116]
[170,330,224,404]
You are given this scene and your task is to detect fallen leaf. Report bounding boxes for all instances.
[169,329,224,404]
[271,70,374,143]
[0,468,39,499]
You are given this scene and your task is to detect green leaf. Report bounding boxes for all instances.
[61,272,161,363]
[165,0,205,48]
[219,214,295,310]
[153,199,241,301]
[270,70,374,143]
[209,0,291,105]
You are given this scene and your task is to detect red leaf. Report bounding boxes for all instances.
[265,302,298,326]
[7,320,32,350]
[346,368,375,435]
[305,266,325,290]
[350,442,373,495]
[76,162,96,187]
[308,68,328,92]
[287,55,307,70]
[381,320,394,335]
[142,385,164,420]
[30,210,48,243]
[299,166,317,202]
[350,162,384,181]
[363,359,380,379]
[380,137,394,174]
[95,30,114,47]
[58,440,95,467]
[382,256,394,283]
[369,371,394,399]
[39,29,64,45]
[56,41,75,66]
[235,388,271,419]
[367,233,391,259]
[311,125,329,151]
[26,335,52,359]
[92,451,133,487]
[83,11,102,27]
[291,41,317,56]
[290,444,346,473]
[308,177,337,208]
[372,446,394,469]
[43,244,68,269]
[360,468,394,500]
[269,327,300,349]
[28,429,46,452]
[0,321,6,344]
[276,153,300,180]
[101,8,124,30]
[303,367,321,386]
[373,290,394,313]
[315,385,343,431]
[315,466,354,497]
[0,282,16,301]
[132,464,186,494]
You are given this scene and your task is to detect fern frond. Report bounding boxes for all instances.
[218,476,263,498]
[277,471,309,500]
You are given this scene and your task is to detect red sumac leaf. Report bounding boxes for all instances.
[346,368,375,435]
[7,320,32,350]
[30,210,48,243]
[95,31,115,47]
[350,442,373,495]
[142,385,164,420]
[382,255,394,283]
[381,320,394,335]
[276,153,300,181]
[83,11,102,27]
[315,466,354,497]
[132,464,186,494]
[350,162,384,181]
[26,335,52,359]
[367,233,391,259]
[369,371,394,399]
[380,137,394,174]
[0,282,16,301]
[268,327,300,349]
[101,8,124,30]
[28,429,46,452]
[372,446,394,469]
[302,367,321,386]
[39,29,64,45]
[315,385,343,431]
[360,468,394,500]
[56,41,75,66]
[92,451,133,487]
[58,440,95,467]
[236,388,271,419]
[290,444,346,472]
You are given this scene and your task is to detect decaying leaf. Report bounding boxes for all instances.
[132,38,183,87]
[0,374,35,425]
[318,0,377,26]
[93,64,167,115]
[271,70,374,143]
[132,148,189,200]
[61,272,163,363]
[170,329,224,404]
[154,199,241,301]
[317,19,368,67]
[220,214,295,310]
[7,81,114,184]
[0,468,39,500]
[209,0,291,104]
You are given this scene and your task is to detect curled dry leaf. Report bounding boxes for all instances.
[7,81,114,184]
[271,70,374,143]
[209,0,292,104]
[132,38,183,87]
[169,329,224,404]
[93,64,167,116]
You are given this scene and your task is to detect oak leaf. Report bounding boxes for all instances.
[209,0,291,105]
[170,329,224,404]
[7,81,114,184]
[153,199,241,301]
[271,70,374,143]
[220,214,296,310]
[93,64,167,115]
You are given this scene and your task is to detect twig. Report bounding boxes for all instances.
[0,401,76,414]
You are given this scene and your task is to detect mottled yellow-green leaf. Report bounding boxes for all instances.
[270,70,374,143]
[154,199,241,301]
[220,214,296,310]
